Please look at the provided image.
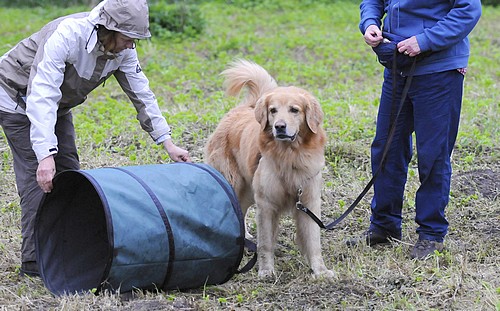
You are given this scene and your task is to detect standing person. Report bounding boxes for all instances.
[355,0,481,259]
[0,0,191,276]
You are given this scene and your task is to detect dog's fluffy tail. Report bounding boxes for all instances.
[221,59,278,107]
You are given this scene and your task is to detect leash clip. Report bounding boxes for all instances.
[296,201,307,212]
[295,188,306,211]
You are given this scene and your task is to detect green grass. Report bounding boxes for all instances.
[1,1,499,310]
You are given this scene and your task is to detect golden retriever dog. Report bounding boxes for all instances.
[205,59,333,278]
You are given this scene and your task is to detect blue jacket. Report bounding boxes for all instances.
[359,0,482,75]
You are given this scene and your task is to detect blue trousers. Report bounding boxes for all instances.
[369,69,464,242]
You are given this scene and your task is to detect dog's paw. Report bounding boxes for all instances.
[312,268,335,279]
[258,268,275,278]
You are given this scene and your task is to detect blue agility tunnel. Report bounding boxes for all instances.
[35,162,254,296]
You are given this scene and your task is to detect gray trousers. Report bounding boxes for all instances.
[0,111,79,262]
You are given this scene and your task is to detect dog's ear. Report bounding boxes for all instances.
[255,94,269,131]
[303,93,324,134]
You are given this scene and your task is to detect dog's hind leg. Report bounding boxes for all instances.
[237,190,255,239]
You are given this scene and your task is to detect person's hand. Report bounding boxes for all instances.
[37,155,56,193]
[364,24,383,47]
[397,36,421,57]
[162,139,192,163]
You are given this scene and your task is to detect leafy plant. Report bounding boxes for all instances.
[482,0,500,6]
[149,2,205,40]
[0,0,95,8]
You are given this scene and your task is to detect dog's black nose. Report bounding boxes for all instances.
[274,121,286,133]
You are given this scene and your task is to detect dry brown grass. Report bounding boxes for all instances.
[1,127,499,310]
[1,1,499,310]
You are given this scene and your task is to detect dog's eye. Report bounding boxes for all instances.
[290,107,299,114]
[269,107,277,114]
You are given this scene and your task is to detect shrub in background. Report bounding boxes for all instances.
[150,0,205,3]
[0,0,96,7]
[149,2,205,40]
[0,0,205,41]
[481,0,500,6]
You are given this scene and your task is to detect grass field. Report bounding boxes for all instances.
[1,1,499,310]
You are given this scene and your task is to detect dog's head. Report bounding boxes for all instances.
[254,86,323,141]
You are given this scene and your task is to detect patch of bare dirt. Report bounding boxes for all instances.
[452,168,499,200]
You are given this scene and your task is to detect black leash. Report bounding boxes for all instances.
[297,55,417,230]
[236,238,257,274]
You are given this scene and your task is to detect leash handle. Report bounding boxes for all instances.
[298,58,417,231]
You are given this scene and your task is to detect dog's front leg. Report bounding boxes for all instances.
[255,202,279,278]
[293,202,335,279]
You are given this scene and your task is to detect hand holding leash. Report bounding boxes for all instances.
[364,24,383,47]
